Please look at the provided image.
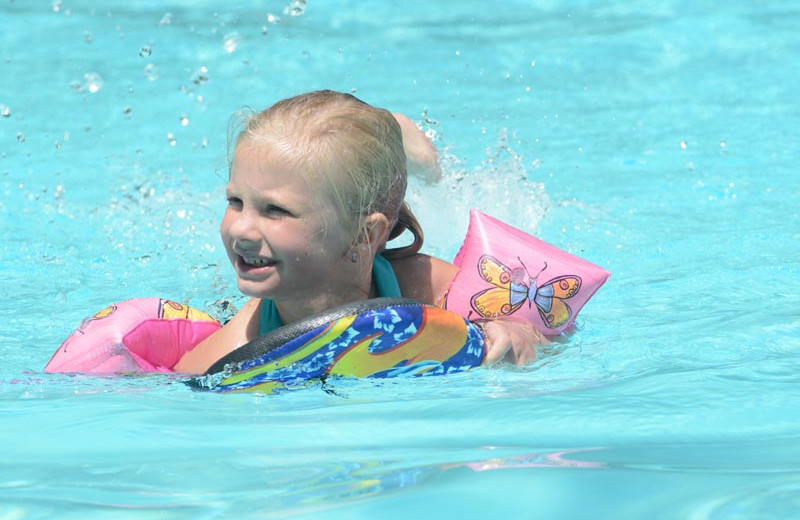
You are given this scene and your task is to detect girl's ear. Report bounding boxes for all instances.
[361,212,390,252]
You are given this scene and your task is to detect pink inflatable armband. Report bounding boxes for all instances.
[45,298,221,373]
[443,210,610,335]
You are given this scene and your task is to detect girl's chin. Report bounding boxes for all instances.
[236,279,275,299]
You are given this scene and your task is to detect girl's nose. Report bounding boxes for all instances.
[225,208,260,246]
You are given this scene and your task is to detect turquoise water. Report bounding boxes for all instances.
[2,1,800,518]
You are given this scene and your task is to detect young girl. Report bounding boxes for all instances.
[174,90,543,373]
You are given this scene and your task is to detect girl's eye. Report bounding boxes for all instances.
[264,204,292,217]
[227,197,243,209]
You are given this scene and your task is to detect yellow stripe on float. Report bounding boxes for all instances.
[220,314,357,386]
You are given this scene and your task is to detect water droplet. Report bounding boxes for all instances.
[52,1,62,13]
[167,133,176,146]
[0,104,10,118]
[54,185,65,200]
[261,26,269,35]
[139,45,152,58]
[266,13,281,24]
[84,72,103,93]
[200,137,208,148]
[123,106,133,117]
[180,115,189,127]
[719,140,727,148]
[144,63,159,81]
[17,132,25,143]
[191,66,209,85]
[223,32,241,53]
[285,0,307,16]
[530,60,536,67]
[680,140,688,149]
[83,31,94,44]
[159,13,173,26]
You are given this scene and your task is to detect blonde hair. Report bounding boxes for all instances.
[231,90,423,258]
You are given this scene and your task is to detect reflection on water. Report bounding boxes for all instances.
[263,447,604,513]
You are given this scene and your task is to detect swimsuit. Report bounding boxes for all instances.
[258,254,401,335]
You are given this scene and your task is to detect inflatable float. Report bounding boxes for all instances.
[45,210,610,393]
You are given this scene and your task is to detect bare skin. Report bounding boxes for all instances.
[392,113,441,183]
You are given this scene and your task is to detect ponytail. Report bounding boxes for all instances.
[382,202,424,259]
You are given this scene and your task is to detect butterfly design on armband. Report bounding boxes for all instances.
[469,255,582,328]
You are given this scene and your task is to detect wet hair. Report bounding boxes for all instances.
[230,90,422,258]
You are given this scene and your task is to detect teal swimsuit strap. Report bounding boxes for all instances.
[259,296,284,335]
[259,254,401,335]
[371,254,402,298]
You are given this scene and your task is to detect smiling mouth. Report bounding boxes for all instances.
[241,256,276,267]
[237,255,279,273]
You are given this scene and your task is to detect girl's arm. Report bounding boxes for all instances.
[391,253,546,365]
[173,297,261,374]
[392,113,441,183]
[391,253,458,305]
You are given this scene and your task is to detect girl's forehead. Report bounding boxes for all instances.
[230,141,341,205]
[234,138,331,174]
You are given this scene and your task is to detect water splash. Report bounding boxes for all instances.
[284,0,307,17]
[83,72,103,94]
[143,63,159,81]
[191,66,209,85]
[406,129,551,258]
[223,32,241,53]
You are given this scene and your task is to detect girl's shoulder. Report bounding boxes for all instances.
[173,297,262,373]
[389,253,458,306]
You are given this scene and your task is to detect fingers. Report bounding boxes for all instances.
[479,319,543,366]
[482,320,511,365]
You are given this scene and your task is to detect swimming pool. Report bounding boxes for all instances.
[2,0,799,518]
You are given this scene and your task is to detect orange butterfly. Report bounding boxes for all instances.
[470,255,582,328]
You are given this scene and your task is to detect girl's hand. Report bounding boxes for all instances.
[478,319,549,366]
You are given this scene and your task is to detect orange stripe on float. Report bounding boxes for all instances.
[327,307,468,378]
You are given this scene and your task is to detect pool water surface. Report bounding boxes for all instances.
[1,1,799,518]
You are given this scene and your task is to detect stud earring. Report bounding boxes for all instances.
[351,251,358,263]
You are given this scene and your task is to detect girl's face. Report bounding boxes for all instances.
[221,141,360,311]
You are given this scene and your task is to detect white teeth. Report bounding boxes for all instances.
[242,256,272,266]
